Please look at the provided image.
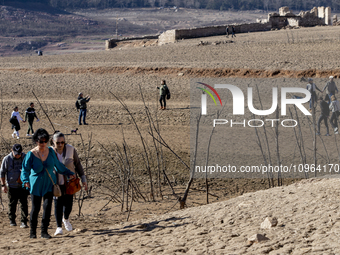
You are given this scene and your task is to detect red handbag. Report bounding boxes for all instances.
[65,177,81,195]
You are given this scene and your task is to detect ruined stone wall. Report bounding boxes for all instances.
[158,30,176,45]
[105,35,159,49]
[325,7,331,25]
[157,23,271,45]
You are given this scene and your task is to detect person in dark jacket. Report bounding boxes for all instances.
[307,78,322,111]
[226,26,229,38]
[231,26,236,38]
[77,93,90,125]
[157,80,169,110]
[317,96,330,136]
[0,144,29,228]
[25,102,39,136]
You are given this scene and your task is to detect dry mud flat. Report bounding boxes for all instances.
[2,178,340,254]
[1,26,340,254]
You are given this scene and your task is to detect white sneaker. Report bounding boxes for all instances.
[63,219,72,231]
[17,137,20,139]
[54,227,63,236]
[26,134,31,137]
[12,134,15,138]
[335,127,338,132]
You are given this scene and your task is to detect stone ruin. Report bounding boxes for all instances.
[257,6,332,28]
[106,6,334,48]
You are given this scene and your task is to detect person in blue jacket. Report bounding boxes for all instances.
[21,128,75,239]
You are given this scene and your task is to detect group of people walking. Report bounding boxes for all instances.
[10,103,39,139]
[1,81,171,239]
[0,128,87,239]
[307,76,340,135]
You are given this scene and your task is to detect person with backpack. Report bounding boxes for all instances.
[157,80,170,110]
[329,95,340,134]
[77,93,90,125]
[0,144,29,228]
[10,106,25,139]
[25,102,39,137]
[317,96,330,136]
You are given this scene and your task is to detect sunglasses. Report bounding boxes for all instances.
[38,140,48,144]
[56,141,65,145]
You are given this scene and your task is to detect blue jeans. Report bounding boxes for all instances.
[78,109,87,124]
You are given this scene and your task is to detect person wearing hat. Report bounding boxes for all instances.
[306,78,322,111]
[329,95,340,134]
[323,76,338,104]
[317,96,330,136]
[0,144,28,228]
[77,92,90,125]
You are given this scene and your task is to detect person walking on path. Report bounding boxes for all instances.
[306,78,322,111]
[0,144,29,228]
[51,131,88,236]
[10,106,25,139]
[329,95,340,134]
[77,93,90,125]
[157,80,170,110]
[226,26,229,38]
[25,102,39,137]
[21,128,75,239]
[231,26,236,38]
[323,76,338,104]
[317,96,330,136]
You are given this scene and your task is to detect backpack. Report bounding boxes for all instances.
[165,86,171,100]
[75,100,80,110]
[9,116,17,125]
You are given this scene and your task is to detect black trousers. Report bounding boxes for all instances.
[330,112,339,129]
[8,187,29,223]
[317,114,329,134]
[30,192,53,231]
[54,185,73,228]
[27,120,34,134]
[159,95,166,108]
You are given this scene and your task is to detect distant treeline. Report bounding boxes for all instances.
[3,0,339,11]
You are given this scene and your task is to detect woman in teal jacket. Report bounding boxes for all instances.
[21,128,75,239]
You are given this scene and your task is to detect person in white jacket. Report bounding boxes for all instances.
[329,95,340,134]
[10,107,25,139]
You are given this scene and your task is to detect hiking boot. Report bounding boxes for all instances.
[316,132,321,135]
[163,107,166,110]
[54,227,63,236]
[20,222,29,228]
[41,230,52,239]
[26,134,31,137]
[325,133,330,136]
[79,123,82,125]
[84,123,88,125]
[10,220,17,227]
[159,107,163,110]
[30,229,37,239]
[63,218,72,231]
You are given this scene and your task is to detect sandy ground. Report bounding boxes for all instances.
[0,26,340,254]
